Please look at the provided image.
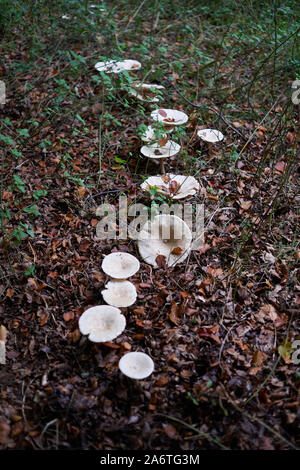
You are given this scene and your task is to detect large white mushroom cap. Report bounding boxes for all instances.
[102,252,140,279]
[128,82,164,102]
[119,352,154,379]
[141,174,200,200]
[151,109,188,126]
[79,305,126,343]
[197,128,224,143]
[140,140,180,159]
[138,214,192,267]
[95,59,141,74]
[102,280,137,307]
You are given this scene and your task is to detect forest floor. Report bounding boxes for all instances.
[0,1,299,450]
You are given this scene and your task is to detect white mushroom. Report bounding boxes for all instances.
[79,305,126,343]
[141,174,200,200]
[102,252,140,279]
[95,59,141,74]
[138,214,192,267]
[151,108,189,127]
[119,352,154,379]
[140,140,180,160]
[102,280,137,307]
[197,128,224,143]
[140,125,168,143]
[140,141,181,173]
[121,60,141,71]
[90,4,105,9]
[128,82,164,102]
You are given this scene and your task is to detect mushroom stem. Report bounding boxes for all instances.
[160,159,166,174]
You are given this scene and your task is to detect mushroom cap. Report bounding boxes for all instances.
[140,125,168,143]
[95,59,141,74]
[79,305,126,343]
[138,214,192,267]
[132,82,164,90]
[102,252,140,279]
[141,174,200,200]
[128,83,164,102]
[140,140,180,159]
[151,109,189,126]
[197,128,224,143]
[119,352,154,379]
[102,280,137,307]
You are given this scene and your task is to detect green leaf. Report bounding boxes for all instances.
[33,189,48,200]
[114,156,126,164]
[13,175,26,193]
[10,148,23,158]
[0,134,15,146]
[23,205,41,215]
[17,128,30,137]
[25,265,35,276]
[278,341,293,360]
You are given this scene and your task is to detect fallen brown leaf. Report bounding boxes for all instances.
[198,325,221,344]
[156,254,167,268]
[169,301,182,326]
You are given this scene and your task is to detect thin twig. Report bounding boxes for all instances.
[97,91,104,188]
[124,0,148,32]
[156,413,230,450]
[164,78,248,140]
[221,386,299,450]
[235,97,280,165]
[243,311,295,406]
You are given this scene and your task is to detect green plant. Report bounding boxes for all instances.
[9,175,26,194]
[11,222,34,243]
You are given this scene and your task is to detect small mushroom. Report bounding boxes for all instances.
[141,174,200,200]
[140,140,180,173]
[151,108,188,131]
[119,352,154,379]
[90,4,105,10]
[102,252,140,279]
[95,59,141,74]
[197,128,224,143]
[140,125,168,143]
[102,280,137,307]
[140,140,180,159]
[138,214,192,267]
[79,305,126,343]
[128,82,164,102]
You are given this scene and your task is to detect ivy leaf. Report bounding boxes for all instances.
[17,128,30,137]
[23,205,41,215]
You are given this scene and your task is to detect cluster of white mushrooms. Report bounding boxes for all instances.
[137,109,197,267]
[78,59,226,380]
[79,251,154,379]
[128,64,224,269]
